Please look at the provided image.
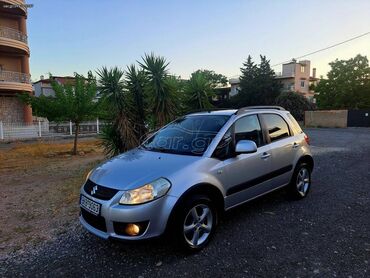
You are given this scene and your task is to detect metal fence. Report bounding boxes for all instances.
[0,119,103,140]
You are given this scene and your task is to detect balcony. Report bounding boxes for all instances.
[0,26,29,54]
[0,0,27,16]
[0,70,32,92]
[0,26,27,43]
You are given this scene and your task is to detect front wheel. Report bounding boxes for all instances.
[170,195,217,252]
[288,163,312,199]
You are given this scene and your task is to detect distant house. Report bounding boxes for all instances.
[33,76,76,97]
[229,59,319,103]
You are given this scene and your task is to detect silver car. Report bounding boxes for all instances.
[80,106,313,251]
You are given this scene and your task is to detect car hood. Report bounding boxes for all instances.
[89,148,202,190]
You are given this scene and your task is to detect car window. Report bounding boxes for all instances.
[142,115,230,156]
[234,115,263,147]
[261,114,290,142]
[286,113,303,134]
[213,127,234,159]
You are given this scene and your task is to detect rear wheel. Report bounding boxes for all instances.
[288,162,312,199]
[170,195,217,252]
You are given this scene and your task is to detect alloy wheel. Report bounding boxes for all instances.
[296,167,310,197]
[183,204,213,247]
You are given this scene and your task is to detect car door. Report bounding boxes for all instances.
[212,114,273,209]
[259,113,297,188]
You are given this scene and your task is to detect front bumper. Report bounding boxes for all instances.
[79,188,178,240]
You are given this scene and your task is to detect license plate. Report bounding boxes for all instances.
[80,195,101,215]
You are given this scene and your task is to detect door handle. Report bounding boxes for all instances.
[292,142,300,149]
[261,152,271,159]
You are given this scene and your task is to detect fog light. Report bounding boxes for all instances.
[125,223,140,236]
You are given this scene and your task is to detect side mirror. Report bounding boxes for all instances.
[235,140,257,154]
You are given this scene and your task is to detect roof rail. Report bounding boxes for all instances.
[187,107,233,114]
[236,106,286,115]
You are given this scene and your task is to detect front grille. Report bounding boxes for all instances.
[84,179,118,200]
[81,208,107,232]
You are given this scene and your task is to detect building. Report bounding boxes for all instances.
[275,60,319,102]
[33,76,76,97]
[229,60,319,102]
[0,0,32,123]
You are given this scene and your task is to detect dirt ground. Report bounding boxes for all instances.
[0,138,105,258]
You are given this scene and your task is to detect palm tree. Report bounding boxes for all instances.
[185,71,214,110]
[138,53,177,128]
[125,64,147,141]
[96,66,139,155]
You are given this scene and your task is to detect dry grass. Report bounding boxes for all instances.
[0,138,105,258]
[0,139,100,160]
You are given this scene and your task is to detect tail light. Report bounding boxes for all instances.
[304,134,310,145]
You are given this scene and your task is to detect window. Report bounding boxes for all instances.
[300,80,305,88]
[213,127,233,159]
[234,115,263,147]
[300,65,305,73]
[143,115,230,156]
[261,114,290,142]
[286,113,302,135]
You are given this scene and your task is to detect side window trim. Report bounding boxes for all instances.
[259,113,292,144]
[257,113,271,144]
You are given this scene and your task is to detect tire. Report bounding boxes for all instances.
[169,194,218,252]
[288,162,312,199]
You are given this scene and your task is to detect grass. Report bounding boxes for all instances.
[0,140,100,159]
[0,139,105,257]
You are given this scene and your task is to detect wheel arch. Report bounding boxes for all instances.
[165,183,225,232]
[296,155,314,172]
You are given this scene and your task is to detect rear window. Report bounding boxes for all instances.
[286,113,303,134]
[261,114,290,142]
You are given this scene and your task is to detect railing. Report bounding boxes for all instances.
[0,70,31,84]
[0,26,28,43]
[0,119,103,140]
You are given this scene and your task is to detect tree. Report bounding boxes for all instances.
[96,67,139,156]
[232,55,281,107]
[125,64,147,140]
[192,69,228,87]
[275,92,314,121]
[19,72,99,155]
[316,54,370,109]
[185,71,214,110]
[138,53,178,128]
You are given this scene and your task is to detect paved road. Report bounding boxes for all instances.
[1,128,370,277]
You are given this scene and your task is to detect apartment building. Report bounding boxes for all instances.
[33,76,76,97]
[229,60,319,102]
[0,0,32,123]
[275,60,318,101]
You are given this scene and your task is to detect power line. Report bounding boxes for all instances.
[271,31,370,67]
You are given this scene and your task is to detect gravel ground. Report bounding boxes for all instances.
[1,128,370,277]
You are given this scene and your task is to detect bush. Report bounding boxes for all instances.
[275,92,314,121]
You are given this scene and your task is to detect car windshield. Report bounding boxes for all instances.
[141,115,230,156]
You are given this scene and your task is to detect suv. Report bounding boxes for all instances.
[80,106,313,251]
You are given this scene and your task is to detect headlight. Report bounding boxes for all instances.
[119,178,171,205]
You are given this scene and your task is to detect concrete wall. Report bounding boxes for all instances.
[0,15,20,29]
[305,110,348,128]
[0,55,22,72]
[0,96,24,123]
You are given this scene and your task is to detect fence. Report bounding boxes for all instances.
[0,119,103,141]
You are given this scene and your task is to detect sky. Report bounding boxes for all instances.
[27,0,370,82]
